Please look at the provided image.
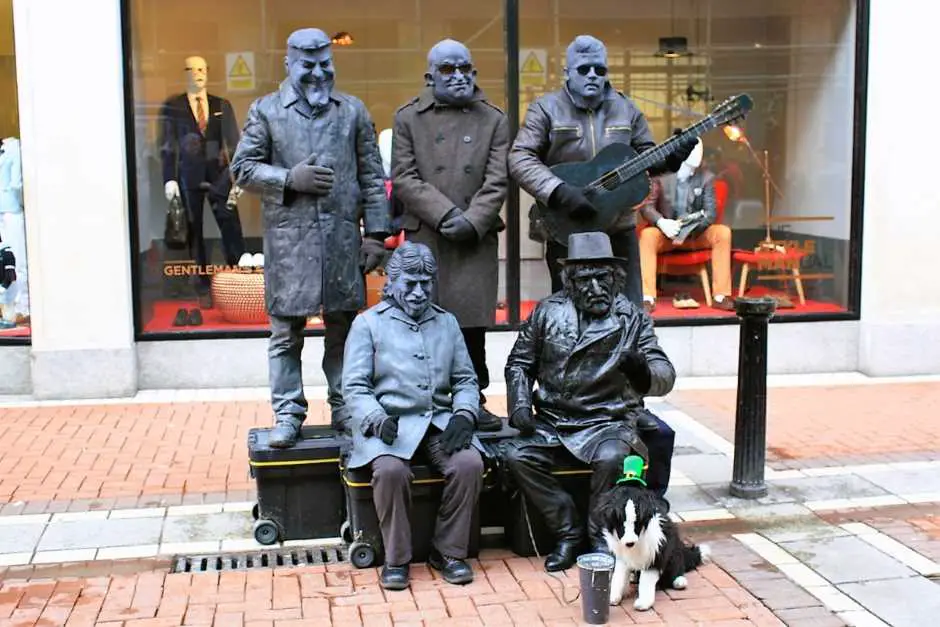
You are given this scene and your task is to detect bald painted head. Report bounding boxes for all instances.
[425,39,476,106]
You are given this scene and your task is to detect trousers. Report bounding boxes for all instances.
[182,187,245,293]
[268,310,357,426]
[638,224,733,299]
[371,433,484,566]
[461,327,489,391]
[546,228,643,308]
[503,415,675,547]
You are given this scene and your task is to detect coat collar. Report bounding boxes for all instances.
[279,80,341,118]
[415,86,487,113]
[376,300,441,326]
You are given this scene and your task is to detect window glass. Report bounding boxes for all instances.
[0,0,27,340]
[517,0,858,320]
[128,0,506,335]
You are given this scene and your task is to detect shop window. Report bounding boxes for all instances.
[127,0,506,336]
[0,0,27,341]
[517,0,861,322]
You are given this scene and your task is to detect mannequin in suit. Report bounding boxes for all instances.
[159,55,246,305]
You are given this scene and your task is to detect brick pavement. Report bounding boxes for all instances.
[0,547,792,627]
[668,382,940,468]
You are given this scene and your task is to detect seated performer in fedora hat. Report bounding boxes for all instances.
[503,231,676,572]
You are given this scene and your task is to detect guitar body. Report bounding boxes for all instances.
[536,143,652,245]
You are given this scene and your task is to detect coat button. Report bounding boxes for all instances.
[463,165,472,174]
[464,196,472,204]
[411,325,418,331]
[435,165,445,173]
[463,136,472,143]
[462,107,469,113]
[414,354,425,360]
[418,383,428,389]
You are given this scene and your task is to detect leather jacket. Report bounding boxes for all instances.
[509,85,657,234]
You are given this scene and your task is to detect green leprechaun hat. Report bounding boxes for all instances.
[615,455,648,486]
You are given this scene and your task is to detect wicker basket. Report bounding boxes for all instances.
[211,270,269,324]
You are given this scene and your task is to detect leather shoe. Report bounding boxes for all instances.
[268,420,301,449]
[188,308,203,326]
[380,564,410,591]
[172,308,188,327]
[476,406,504,432]
[428,548,473,585]
[545,540,579,572]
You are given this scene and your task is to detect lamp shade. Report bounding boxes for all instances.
[656,36,691,58]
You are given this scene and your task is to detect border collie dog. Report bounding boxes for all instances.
[594,484,710,610]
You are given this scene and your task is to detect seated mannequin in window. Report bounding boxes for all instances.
[159,55,246,311]
[638,138,734,312]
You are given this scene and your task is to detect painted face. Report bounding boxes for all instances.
[287,47,335,109]
[569,264,615,316]
[388,269,434,319]
[184,56,208,92]
[565,50,608,101]
[426,40,476,105]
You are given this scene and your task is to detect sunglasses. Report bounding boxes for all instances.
[576,64,608,77]
[437,63,473,77]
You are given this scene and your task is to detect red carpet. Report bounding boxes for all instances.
[143,286,844,333]
[0,325,29,338]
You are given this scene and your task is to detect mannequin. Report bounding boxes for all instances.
[159,55,246,309]
[0,137,28,325]
[638,137,734,311]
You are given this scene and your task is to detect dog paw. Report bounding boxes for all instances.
[672,575,688,590]
[609,592,623,606]
[633,597,654,611]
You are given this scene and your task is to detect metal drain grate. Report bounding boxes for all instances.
[170,545,347,573]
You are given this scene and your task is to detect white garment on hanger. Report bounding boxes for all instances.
[0,138,28,316]
[0,137,23,215]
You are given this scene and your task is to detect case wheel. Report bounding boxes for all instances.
[253,520,279,545]
[251,503,259,520]
[340,520,353,544]
[348,541,377,569]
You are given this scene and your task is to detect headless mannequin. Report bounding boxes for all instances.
[654,139,704,241]
[0,135,27,325]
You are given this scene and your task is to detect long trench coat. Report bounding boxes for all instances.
[504,293,676,463]
[231,81,389,317]
[392,87,509,328]
[342,301,483,469]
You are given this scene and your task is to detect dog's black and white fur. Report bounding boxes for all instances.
[593,484,710,611]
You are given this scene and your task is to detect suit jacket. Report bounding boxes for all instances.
[342,301,482,469]
[159,93,240,195]
[640,169,717,228]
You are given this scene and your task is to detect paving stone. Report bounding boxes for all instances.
[857,468,940,496]
[160,512,253,544]
[661,485,719,512]
[37,518,163,551]
[839,577,940,627]
[0,524,45,554]
[730,502,815,523]
[765,475,889,503]
[777,535,917,584]
[758,521,851,544]
[699,481,798,507]
[672,453,734,485]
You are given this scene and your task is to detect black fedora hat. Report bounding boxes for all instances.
[558,231,629,266]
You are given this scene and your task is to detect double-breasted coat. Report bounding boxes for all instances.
[342,301,483,469]
[505,293,676,463]
[231,81,389,317]
[392,87,509,328]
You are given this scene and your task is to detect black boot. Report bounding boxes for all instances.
[545,540,580,572]
[380,564,410,590]
[428,548,474,585]
[476,405,504,432]
[268,417,301,449]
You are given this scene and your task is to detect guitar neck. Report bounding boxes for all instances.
[588,115,721,192]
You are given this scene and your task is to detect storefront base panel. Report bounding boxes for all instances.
[859,319,940,377]
[0,345,31,395]
[31,348,137,400]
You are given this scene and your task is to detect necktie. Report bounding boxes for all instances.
[196,97,207,133]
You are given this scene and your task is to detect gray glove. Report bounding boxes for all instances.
[509,407,536,436]
[439,209,477,242]
[359,237,387,274]
[360,412,399,445]
[287,155,334,196]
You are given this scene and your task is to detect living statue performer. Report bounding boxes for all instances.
[231,28,390,448]
[343,241,484,591]
[508,35,698,306]
[503,231,677,572]
[391,39,509,432]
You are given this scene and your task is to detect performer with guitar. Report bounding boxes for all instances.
[508,35,698,306]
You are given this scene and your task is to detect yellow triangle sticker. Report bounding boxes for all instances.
[229,55,252,78]
[521,51,544,74]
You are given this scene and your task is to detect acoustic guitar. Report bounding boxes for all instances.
[535,93,753,245]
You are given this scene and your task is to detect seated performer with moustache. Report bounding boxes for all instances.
[502,231,677,572]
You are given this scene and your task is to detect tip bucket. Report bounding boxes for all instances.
[576,552,616,624]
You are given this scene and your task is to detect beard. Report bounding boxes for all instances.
[390,292,430,320]
[302,77,334,109]
[572,288,612,317]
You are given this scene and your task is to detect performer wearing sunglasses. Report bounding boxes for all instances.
[391,39,509,433]
[509,35,698,306]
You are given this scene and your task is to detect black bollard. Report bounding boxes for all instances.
[729,296,777,499]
